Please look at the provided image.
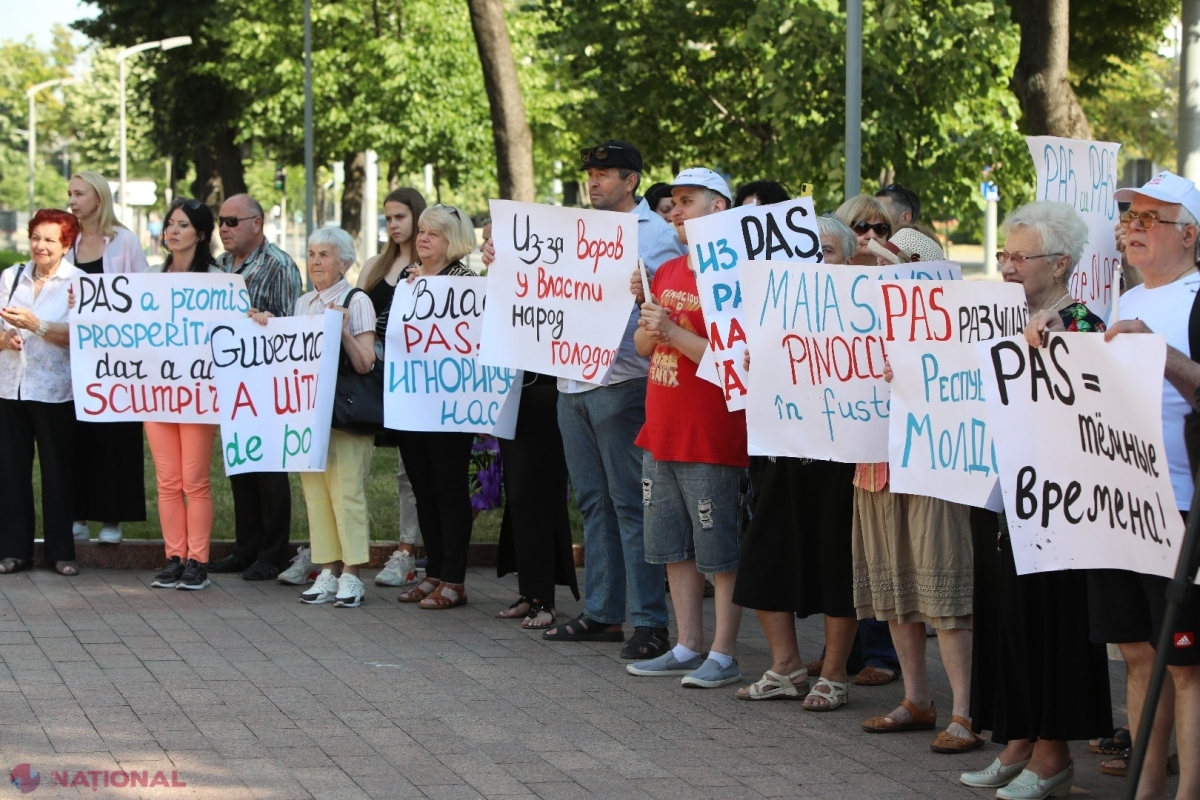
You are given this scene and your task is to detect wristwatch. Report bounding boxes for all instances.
[34,319,48,337]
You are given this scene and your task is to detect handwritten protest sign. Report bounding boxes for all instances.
[479,200,639,383]
[385,276,522,436]
[70,272,249,423]
[683,197,821,410]
[1027,136,1122,321]
[882,280,1027,507]
[743,263,961,462]
[977,332,1184,578]
[210,312,340,475]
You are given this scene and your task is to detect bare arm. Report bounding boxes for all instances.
[342,328,376,374]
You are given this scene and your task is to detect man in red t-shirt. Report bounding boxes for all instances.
[625,168,749,688]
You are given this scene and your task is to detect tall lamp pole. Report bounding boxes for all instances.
[845,0,863,200]
[304,0,314,290]
[26,77,77,217]
[118,36,192,224]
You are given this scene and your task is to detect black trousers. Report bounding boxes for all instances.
[0,398,76,563]
[397,431,474,584]
[229,471,292,566]
[497,379,577,603]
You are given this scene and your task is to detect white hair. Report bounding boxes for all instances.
[817,215,858,264]
[308,226,357,269]
[1002,201,1088,276]
[1176,206,1199,234]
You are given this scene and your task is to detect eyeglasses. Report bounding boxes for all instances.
[853,220,891,237]
[580,144,626,165]
[218,216,257,228]
[1120,210,1182,230]
[995,251,1065,267]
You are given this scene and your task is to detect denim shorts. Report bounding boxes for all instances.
[641,453,744,574]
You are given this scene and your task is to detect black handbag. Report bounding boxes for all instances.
[331,288,386,435]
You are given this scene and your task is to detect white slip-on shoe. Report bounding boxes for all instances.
[960,758,1030,788]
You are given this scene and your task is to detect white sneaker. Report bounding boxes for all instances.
[278,546,316,585]
[97,524,122,544]
[374,550,417,586]
[72,522,89,542]
[299,569,339,604]
[334,573,366,608]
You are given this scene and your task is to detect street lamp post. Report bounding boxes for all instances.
[26,77,77,217]
[118,36,192,224]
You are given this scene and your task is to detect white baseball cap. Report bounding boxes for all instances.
[1114,170,1200,223]
[672,168,732,205]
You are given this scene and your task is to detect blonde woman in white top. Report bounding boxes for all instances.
[0,209,84,576]
[65,171,150,545]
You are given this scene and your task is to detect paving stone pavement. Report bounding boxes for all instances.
[0,566,1163,799]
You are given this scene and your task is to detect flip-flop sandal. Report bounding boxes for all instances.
[54,561,80,576]
[930,715,987,753]
[737,668,809,700]
[0,558,32,574]
[541,613,623,642]
[521,604,555,630]
[862,698,937,731]
[497,596,532,619]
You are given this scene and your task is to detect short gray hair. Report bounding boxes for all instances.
[226,193,265,220]
[308,226,357,269]
[1177,205,1199,233]
[1002,200,1088,276]
[817,215,858,265]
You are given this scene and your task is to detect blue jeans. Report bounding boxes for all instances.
[858,619,901,672]
[558,379,669,629]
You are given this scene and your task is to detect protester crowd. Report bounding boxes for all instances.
[0,140,1198,800]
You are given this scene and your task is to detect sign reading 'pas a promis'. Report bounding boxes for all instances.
[978,332,1185,579]
[209,312,340,475]
[70,273,250,423]
[479,200,640,384]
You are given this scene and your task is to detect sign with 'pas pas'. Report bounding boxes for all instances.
[210,312,340,475]
[978,332,1185,578]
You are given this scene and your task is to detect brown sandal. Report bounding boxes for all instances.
[418,582,467,609]
[862,698,937,733]
[398,578,438,603]
[930,715,986,753]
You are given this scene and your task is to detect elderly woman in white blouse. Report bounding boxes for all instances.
[0,209,85,575]
[251,227,377,608]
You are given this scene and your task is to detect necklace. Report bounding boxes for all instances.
[1038,292,1071,314]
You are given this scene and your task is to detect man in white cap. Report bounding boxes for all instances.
[624,168,747,688]
[1090,170,1200,799]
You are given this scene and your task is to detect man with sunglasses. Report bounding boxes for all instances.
[208,193,303,581]
[1089,170,1200,800]
[488,140,684,656]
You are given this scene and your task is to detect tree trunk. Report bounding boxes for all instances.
[466,0,535,202]
[387,158,402,191]
[341,151,366,238]
[1009,0,1091,138]
[190,123,247,207]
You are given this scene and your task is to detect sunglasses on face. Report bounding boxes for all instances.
[1120,210,1182,230]
[218,216,257,228]
[853,220,891,237]
[579,145,626,165]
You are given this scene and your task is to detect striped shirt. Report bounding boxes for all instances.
[294,279,376,336]
[216,240,302,318]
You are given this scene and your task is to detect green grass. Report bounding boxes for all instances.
[0,250,27,270]
[40,432,584,544]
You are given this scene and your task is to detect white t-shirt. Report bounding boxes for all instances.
[1116,271,1200,510]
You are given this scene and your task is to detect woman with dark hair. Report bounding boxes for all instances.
[66,171,148,545]
[145,199,223,591]
[0,209,83,575]
[734,180,791,207]
[644,182,674,221]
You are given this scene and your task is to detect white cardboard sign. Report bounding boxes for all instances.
[882,280,1028,507]
[1026,136,1122,322]
[977,331,1184,578]
[479,200,640,384]
[385,276,522,436]
[70,272,249,423]
[210,312,340,474]
[682,196,822,410]
[742,263,961,462]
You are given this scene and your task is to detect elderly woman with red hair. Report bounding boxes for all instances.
[0,209,85,575]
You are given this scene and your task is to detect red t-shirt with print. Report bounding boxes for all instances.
[634,254,749,467]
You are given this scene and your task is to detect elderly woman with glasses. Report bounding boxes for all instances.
[834,195,893,266]
[395,205,479,610]
[961,201,1111,798]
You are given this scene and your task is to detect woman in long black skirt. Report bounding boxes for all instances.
[495,373,579,628]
